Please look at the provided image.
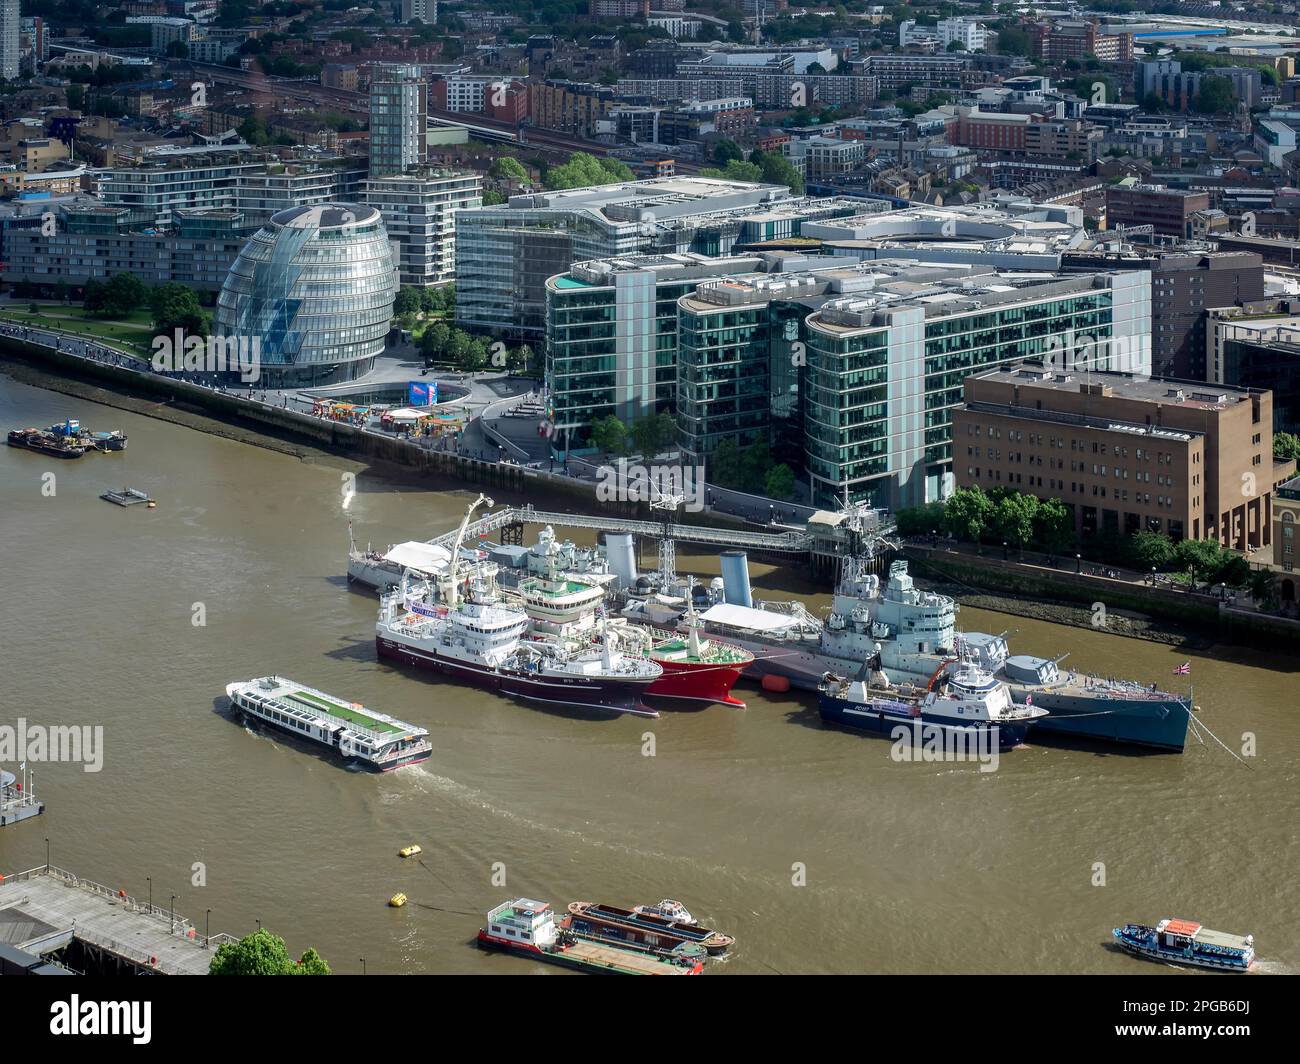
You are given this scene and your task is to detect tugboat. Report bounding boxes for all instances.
[818,655,1048,751]
[1113,919,1255,972]
[7,427,85,459]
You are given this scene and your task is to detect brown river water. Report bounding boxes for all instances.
[1,373,1297,975]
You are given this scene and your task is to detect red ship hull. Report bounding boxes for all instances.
[645,649,752,708]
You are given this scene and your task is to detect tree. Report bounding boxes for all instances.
[1274,432,1300,462]
[209,928,330,975]
[1174,538,1225,586]
[394,287,422,317]
[764,463,796,501]
[420,321,451,361]
[489,156,529,182]
[996,27,1032,58]
[1194,75,1234,115]
[895,501,946,537]
[712,139,744,166]
[992,491,1039,553]
[754,150,804,195]
[150,283,207,337]
[943,486,994,545]
[510,343,534,375]
[545,152,633,191]
[1126,530,1175,571]
[709,438,742,486]
[590,414,628,455]
[1033,497,1075,554]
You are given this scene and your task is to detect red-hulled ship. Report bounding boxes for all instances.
[641,622,753,708]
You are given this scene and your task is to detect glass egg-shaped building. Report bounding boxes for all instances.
[214,203,397,387]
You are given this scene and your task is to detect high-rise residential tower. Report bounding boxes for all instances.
[369,65,428,177]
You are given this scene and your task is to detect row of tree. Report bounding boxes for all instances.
[710,438,797,501]
[418,321,534,375]
[394,284,454,320]
[896,486,1075,554]
[899,486,1259,591]
[82,273,208,338]
[590,412,679,457]
[699,150,805,196]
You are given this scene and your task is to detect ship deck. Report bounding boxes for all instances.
[281,688,403,734]
[1194,927,1253,951]
[563,938,696,975]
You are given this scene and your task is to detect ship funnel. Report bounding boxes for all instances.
[720,550,753,608]
[605,533,638,590]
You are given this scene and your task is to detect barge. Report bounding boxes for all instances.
[7,428,85,459]
[225,676,432,771]
[478,899,703,975]
[566,900,734,956]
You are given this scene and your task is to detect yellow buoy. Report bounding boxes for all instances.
[388,893,407,908]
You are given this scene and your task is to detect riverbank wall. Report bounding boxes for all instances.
[0,339,761,535]
[906,546,1300,651]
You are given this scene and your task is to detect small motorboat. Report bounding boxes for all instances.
[388,893,408,908]
[633,899,696,925]
[398,845,422,858]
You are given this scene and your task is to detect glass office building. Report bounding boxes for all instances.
[214,204,398,387]
[545,255,1151,509]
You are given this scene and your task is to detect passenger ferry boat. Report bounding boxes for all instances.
[478,899,704,975]
[1113,919,1255,972]
[224,677,432,771]
[566,901,734,956]
[817,657,1048,751]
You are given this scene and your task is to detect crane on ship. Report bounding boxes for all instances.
[444,493,495,610]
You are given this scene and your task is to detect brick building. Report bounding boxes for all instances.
[1105,184,1210,238]
[954,364,1278,550]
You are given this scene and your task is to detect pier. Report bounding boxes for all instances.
[0,866,237,975]
[436,503,815,556]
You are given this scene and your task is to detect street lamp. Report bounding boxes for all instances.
[170,896,176,934]
[361,958,367,976]
[206,909,211,948]
[44,837,49,872]
[1076,553,1082,574]
[1003,540,1008,560]
[147,877,152,911]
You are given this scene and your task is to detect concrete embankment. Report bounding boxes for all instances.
[0,339,757,533]
[906,547,1300,651]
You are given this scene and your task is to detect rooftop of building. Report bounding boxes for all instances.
[967,362,1265,409]
[491,175,791,222]
[272,203,380,229]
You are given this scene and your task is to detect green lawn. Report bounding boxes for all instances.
[0,306,157,356]
[285,690,401,734]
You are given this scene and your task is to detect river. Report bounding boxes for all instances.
[1,373,1296,974]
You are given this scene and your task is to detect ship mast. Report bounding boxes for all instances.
[445,493,494,610]
[649,484,684,593]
